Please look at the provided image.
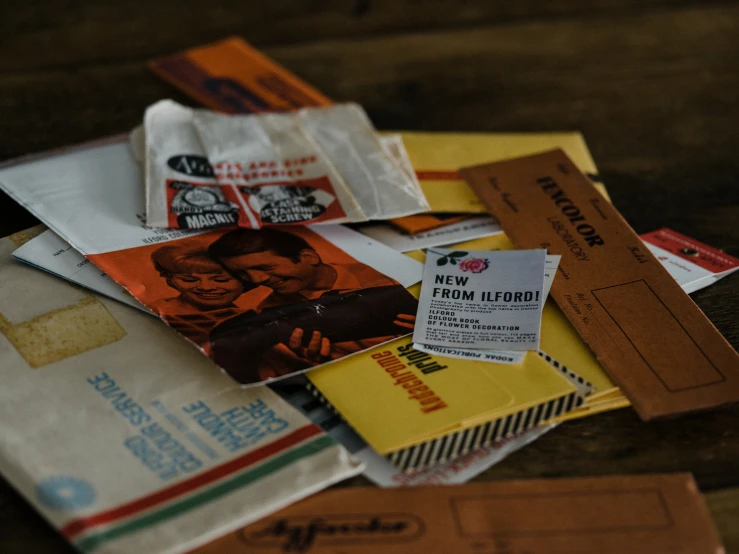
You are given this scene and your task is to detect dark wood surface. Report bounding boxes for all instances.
[1,1,738,551]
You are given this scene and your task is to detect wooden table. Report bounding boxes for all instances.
[1,1,738,551]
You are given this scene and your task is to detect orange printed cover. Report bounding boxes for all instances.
[149,37,331,114]
[88,225,417,385]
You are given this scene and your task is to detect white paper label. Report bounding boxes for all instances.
[413,254,559,363]
[413,248,546,350]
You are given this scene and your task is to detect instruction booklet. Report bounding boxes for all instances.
[413,253,559,364]
[413,248,546,351]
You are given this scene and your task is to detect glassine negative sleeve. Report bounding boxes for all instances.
[142,100,429,230]
[297,104,430,220]
[144,100,216,228]
[192,106,363,223]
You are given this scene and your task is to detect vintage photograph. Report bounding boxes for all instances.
[146,227,418,383]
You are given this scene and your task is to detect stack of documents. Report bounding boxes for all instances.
[0,35,735,554]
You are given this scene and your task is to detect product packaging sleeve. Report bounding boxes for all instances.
[461,149,739,420]
[0,227,363,554]
[143,100,429,230]
[192,473,724,554]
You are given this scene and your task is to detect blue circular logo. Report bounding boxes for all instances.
[36,476,96,511]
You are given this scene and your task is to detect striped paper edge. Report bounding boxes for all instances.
[386,390,583,473]
[61,425,331,552]
[536,350,596,396]
[305,382,584,474]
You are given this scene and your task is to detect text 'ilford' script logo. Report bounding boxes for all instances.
[240,514,424,552]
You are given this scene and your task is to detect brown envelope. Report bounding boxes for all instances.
[460,149,739,421]
[192,473,722,554]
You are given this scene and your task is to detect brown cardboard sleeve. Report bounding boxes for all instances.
[192,473,723,554]
[460,149,739,421]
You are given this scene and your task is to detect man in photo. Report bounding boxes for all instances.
[208,228,415,380]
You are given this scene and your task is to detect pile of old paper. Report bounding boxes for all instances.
[0,37,736,554]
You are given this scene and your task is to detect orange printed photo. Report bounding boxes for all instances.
[92,227,417,385]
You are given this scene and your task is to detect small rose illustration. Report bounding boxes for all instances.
[459,257,490,273]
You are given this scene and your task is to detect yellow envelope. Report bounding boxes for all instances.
[393,131,607,213]
[308,336,580,467]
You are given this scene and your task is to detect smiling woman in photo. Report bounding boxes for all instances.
[151,243,246,313]
[149,242,253,350]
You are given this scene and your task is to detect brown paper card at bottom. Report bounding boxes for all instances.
[192,473,723,554]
